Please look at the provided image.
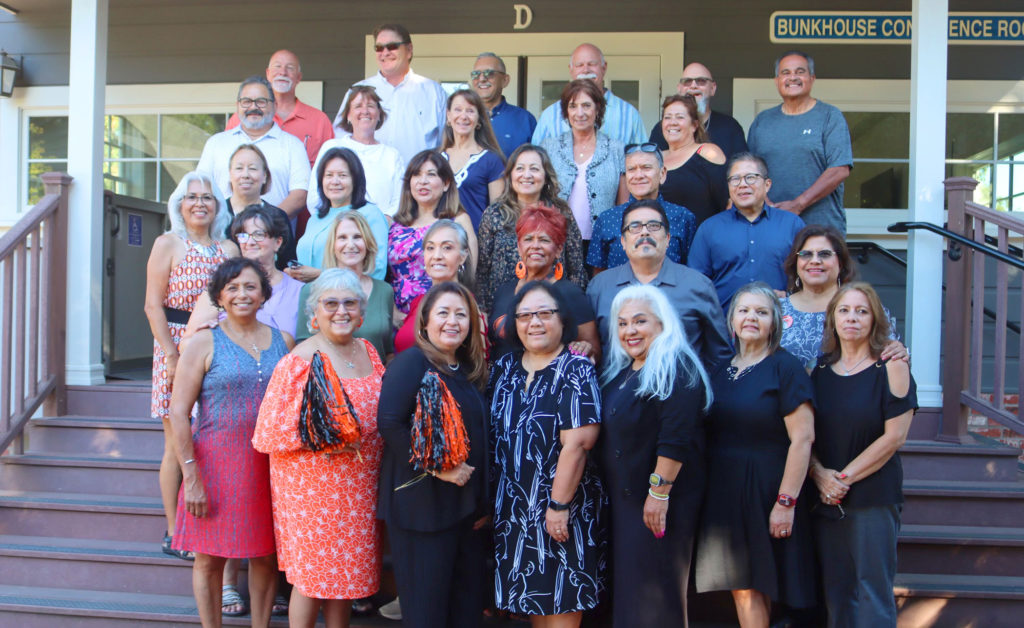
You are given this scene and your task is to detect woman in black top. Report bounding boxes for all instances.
[599,284,712,627]
[810,282,916,628]
[376,281,490,628]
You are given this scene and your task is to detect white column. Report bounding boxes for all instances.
[906,0,947,408]
[65,0,109,385]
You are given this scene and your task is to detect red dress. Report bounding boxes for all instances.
[253,340,385,599]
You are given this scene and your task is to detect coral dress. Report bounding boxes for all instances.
[151,238,227,420]
[172,326,286,558]
[253,340,386,599]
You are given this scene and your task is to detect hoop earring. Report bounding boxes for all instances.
[311,318,320,331]
[552,263,564,281]
[794,276,802,290]
[515,261,527,279]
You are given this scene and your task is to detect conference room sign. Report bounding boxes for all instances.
[770,12,1024,45]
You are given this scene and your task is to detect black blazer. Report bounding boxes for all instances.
[376,346,489,532]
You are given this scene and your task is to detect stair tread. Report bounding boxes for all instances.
[0,535,177,560]
[895,573,1024,598]
[899,524,1024,545]
[0,489,162,509]
[2,453,159,468]
[30,415,160,428]
[900,439,1021,455]
[903,479,1024,496]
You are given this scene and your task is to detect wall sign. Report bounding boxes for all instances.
[513,4,533,30]
[770,11,1024,45]
[127,213,143,247]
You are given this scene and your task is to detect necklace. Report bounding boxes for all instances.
[839,354,871,376]
[324,336,357,369]
[728,352,768,382]
[222,321,265,384]
[618,368,640,390]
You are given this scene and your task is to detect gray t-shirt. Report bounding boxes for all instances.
[748,101,853,234]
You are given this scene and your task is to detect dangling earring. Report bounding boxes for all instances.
[475,123,482,130]
[794,276,802,290]
[552,263,564,281]
[311,318,320,331]
[515,261,527,279]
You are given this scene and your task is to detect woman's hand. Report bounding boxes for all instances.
[393,309,408,330]
[183,469,208,518]
[811,465,850,505]
[881,339,910,364]
[165,351,180,382]
[471,514,493,531]
[283,264,321,283]
[181,318,220,341]
[643,493,669,538]
[434,462,474,486]
[769,503,796,539]
[545,508,570,543]
[568,340,596,364]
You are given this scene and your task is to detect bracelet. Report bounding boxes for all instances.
[548,498,570,512]
[183,458,196,465]
[648,488,670,501]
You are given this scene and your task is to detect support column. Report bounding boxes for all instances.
[65,0,108,385]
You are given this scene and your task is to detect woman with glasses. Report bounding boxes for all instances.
[659,94,728,225]
[489,280,606,625]
[225,144,297,269]
[809,282,917,628]
[440,89,506,230]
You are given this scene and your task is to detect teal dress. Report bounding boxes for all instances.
[295,202,389,281]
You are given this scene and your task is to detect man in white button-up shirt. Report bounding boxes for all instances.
[197,76,311,217]
[332,23,447,163]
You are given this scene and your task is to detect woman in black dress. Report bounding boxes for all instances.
[489,281,605,626]
[695,282,816,627]
[809,282,916,628]
[659,94,728,226]
[376,281,490,628]
[599,284,712,627]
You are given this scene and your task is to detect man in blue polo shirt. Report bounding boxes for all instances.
[470,52,536,158]
[688,152,805,311]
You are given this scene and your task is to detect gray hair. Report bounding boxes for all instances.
[725,152,769,178]
[237,75,275,102]
[475,52,506,74]
[601,284,711,408]
[773,50,815,77]
[726,281,784,354]
[165,171,231,242]
[424,218,475,290]
[304,268,367,334]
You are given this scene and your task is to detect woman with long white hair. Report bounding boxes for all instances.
[598,284,711,627]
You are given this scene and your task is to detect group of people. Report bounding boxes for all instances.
[142,21,918,628]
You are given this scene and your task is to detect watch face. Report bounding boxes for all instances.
[649,473,661,486]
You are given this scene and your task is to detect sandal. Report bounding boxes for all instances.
[161,532,195,561]
[351,598,375,616]
[271,594,289,616]
[222,585,247,617]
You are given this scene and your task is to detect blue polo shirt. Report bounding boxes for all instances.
[489,97,537,158]
[688,204,805,311]
[586,194,697,269]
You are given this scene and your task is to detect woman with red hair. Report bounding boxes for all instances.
[487,204,600,363]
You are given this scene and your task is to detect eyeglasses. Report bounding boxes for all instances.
[726,173,765,187]
[236,231,268,243]
[625,142,659,156]
[514,308,559,322]
[622,220,665,234]
[796,249,836,261]
[319,297,361,313]
[470,69,504,80]
[184,194,215,205]
[679,77,713,87]
[238,97,271,109]
[374,41,407,53]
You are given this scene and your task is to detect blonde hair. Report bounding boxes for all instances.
[321,211,378,275]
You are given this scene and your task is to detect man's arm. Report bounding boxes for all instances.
[774,165,850,215]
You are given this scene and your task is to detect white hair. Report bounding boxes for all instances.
[165,171,231,242]
[304,268,367,333]
[475,52,506,73]
[601,284,712,408]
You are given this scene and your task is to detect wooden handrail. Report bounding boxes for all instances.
[0,172,72,455]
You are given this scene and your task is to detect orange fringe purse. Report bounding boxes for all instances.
[408,370,470,473]
[298,351,361,452]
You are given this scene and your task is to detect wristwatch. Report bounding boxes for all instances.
[649,473,674,488]
[548,498,570,512]
[777,493,796,508]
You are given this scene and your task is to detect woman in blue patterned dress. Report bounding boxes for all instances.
[488,280,606,625]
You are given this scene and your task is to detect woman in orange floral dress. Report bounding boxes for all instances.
[254,268,385,628]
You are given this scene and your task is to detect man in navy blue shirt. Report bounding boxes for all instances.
[586,143,697,272]
[688,152,805,311]
[649,62,747,160]
[470,52,536,158]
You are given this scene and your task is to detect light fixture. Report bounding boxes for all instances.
[1,51,21,98]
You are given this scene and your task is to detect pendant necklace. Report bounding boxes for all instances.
[840,355,870,376]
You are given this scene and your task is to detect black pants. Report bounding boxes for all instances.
[388,515,487,628]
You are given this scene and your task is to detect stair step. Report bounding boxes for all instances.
[0,454,159,496]
[902,480,1024,527]
[0,490,164,542]
[66,383,151,419]
[900,439,1021,481]
[895,573,1024,628]
[25,415,163,457]
[898,524,1024,577]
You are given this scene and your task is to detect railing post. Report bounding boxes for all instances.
[939,177,978,444]
[40,172,72,417]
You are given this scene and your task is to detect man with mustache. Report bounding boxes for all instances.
[649,62,747,160]
[586,199,731,368]
[748,51,853,235]
[197,76,311,218]
[470,52,535,157]
[226,50,335,167]
[531,43,646,146]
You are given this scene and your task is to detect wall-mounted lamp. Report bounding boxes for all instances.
[1,51,21,98]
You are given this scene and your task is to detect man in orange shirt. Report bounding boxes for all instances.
[227,50,334,166]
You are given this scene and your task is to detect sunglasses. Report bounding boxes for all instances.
[625,142,659,156]
[795,249,836,261]
[679,77,713,87]
[374,41,407,53]
[470,69,505,80]
[319,297,361,313]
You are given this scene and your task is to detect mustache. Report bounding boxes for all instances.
[576,72,599,80]
[634,237,657,248]
[245,108,264,117]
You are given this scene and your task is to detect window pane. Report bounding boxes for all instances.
[994,163,1024,213]
[845,162,908,209]
[440,82,469,97]
[541,81,563,114]
[29,117,69,160]
[947,162,992,207]
[609,80,639,112]
[104,160,157,200]
[160,114,226,159]
[160,161,198,203]
[844,112,909,159]
[27,161,67,205]
[947,113,993,160]
[105,115,157,159]
[997,113,1024,161]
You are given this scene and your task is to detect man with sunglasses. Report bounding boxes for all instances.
[587,143,696,272]
[688,153,805,311]
[587,199,731,368]
[197,76,311,218]
[331,23,447,163]
[470,52,536,157]
[649,63,747,159]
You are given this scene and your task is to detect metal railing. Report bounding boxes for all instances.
[0,173,72,454]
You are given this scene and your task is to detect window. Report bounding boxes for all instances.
[844,112,910,210]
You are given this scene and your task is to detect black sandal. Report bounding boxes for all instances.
[161,531,195,561]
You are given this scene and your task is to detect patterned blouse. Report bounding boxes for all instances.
[387,221,433,313]
[781,296,900,371]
